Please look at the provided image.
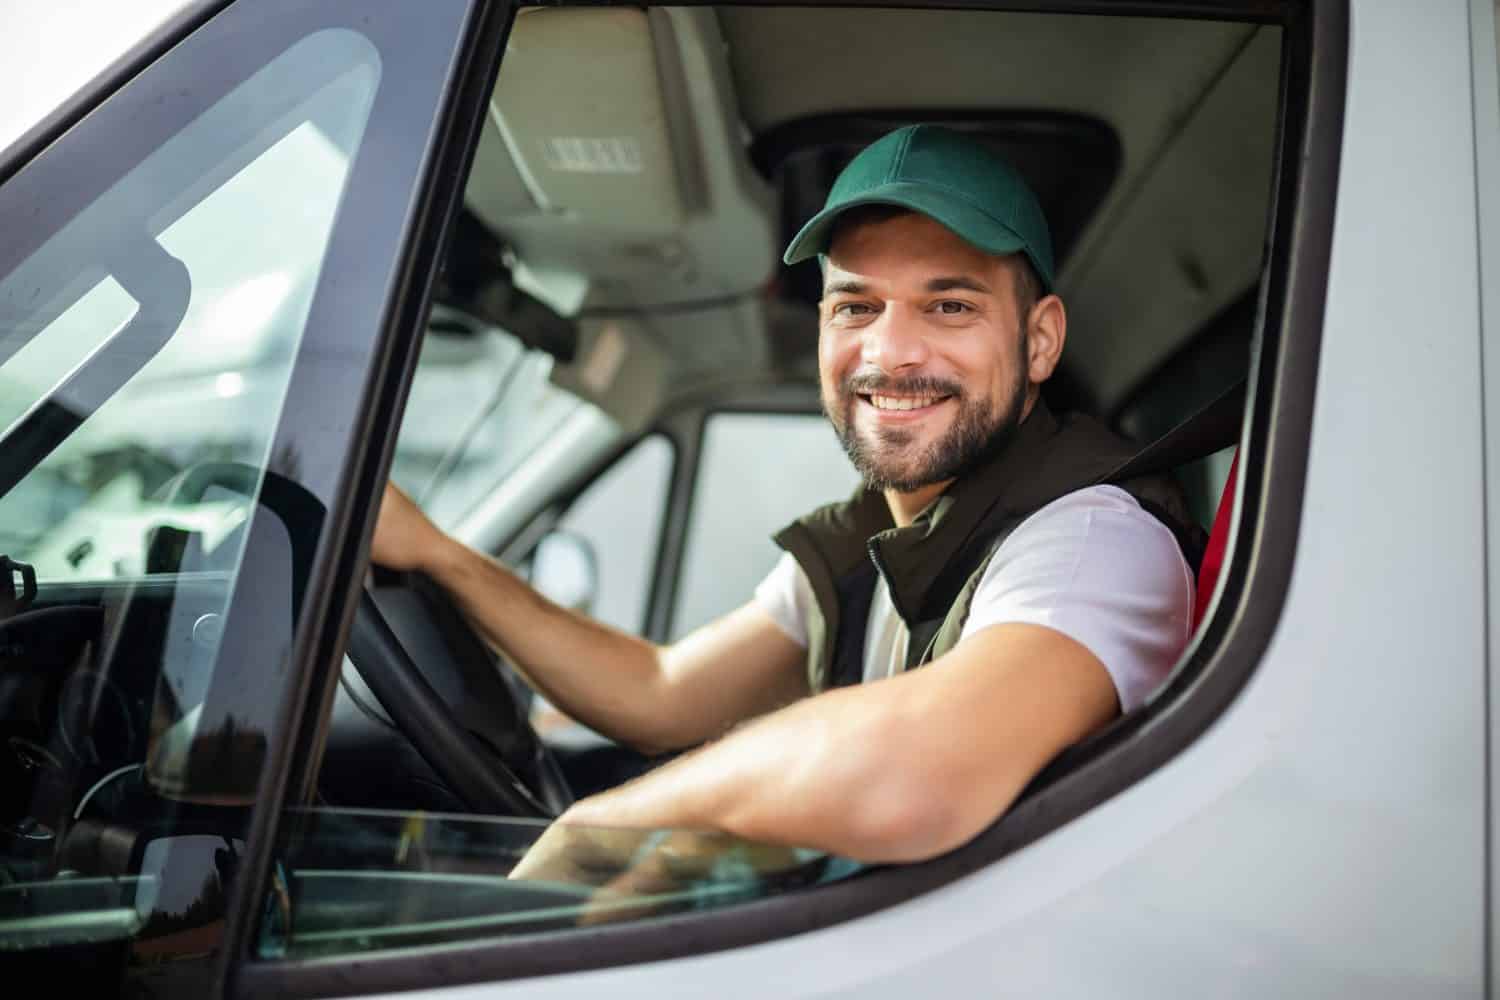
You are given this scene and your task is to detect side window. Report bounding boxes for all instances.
[540,435,674,632]
[1,49,378,583]
[0,22,381,962]
[248,0,1320,983]
[672,412,859,638]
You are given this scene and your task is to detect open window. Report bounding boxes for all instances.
[232,0,1343,993]
[0,0,1345,992]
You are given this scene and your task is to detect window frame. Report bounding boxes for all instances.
[656,385,834,641]
[217,0,513,990]
[235,0,1345,993]
[1470,0,1500,987]
[532,429,681,637]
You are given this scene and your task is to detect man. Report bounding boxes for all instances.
[372,125,1194,872]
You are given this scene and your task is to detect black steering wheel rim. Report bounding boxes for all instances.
[348,582,574,819]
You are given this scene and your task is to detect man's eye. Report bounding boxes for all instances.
[833,302,874,317]
[934,300,971,315]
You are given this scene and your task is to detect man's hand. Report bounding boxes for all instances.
[370,481,448,573]
[508,816,814,926]
[509,821,654,888]
[507,822,710,927]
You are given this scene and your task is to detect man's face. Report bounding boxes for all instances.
[818,211,1039,494]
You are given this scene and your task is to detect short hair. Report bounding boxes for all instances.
[1010,255,1042,328]
[824,203,910,250]
[824,204,1045,327]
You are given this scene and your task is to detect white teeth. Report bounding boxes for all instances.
[869,394,940,411]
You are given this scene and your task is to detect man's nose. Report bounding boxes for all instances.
[861,306,929,372]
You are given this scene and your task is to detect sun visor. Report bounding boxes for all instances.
[473,8,777,310]
[492,8,685,234]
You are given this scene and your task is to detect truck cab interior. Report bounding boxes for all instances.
[327,5,1276,813]
[0,0,1295,981]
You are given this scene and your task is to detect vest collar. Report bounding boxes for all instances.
[775,397,1193,691]
[867,396,1068,624]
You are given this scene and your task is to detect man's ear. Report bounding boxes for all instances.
[1026,294,1066,384]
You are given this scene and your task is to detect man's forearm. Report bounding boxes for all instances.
[558,676,978,864]
[555,623,1118,865]
[420,536,676,752]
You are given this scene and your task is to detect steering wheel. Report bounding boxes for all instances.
[347,577,573,818]
[154,461,573,819]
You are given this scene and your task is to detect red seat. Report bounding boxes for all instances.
[1193,452,1238,630]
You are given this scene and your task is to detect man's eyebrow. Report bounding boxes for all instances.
[820,276,993,296]
[822,278,867,297]
[924,275,992,294]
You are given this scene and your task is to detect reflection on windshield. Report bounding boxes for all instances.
[0,26,383,978]
[0,118,355,581]
[260,807,845,958]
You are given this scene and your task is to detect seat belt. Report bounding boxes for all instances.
[1092,376,1247,577]
[1104,376,1247,483]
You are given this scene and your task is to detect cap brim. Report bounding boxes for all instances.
[783,181,1031,271]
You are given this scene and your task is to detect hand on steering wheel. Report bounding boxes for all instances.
[157,461,572,819]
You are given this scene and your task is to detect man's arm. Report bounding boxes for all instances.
[551,621,1118,864]
[372,482,808,754]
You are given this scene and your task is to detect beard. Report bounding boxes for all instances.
[824,341,1030,494]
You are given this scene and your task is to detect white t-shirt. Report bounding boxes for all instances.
[753,484,1194,713]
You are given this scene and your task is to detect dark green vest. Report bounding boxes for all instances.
[772,400,1202,693]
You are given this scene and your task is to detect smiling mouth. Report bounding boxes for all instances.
[860,393,953,412]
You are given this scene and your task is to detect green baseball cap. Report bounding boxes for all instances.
[782,124,1056,291]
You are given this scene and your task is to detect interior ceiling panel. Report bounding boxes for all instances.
[1063,26,1280,414]
[463,5,1282,426]
[468,7,776,313]
[492,7,687,234]
[715,8,1251,185]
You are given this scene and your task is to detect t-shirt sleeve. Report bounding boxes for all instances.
[959,486,1195,713]
[753,550,815,649]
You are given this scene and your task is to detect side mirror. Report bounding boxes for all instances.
[528,531,598,615]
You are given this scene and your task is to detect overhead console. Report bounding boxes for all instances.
[467,7,777,313]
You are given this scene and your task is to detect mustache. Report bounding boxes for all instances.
[841,371,962,398]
